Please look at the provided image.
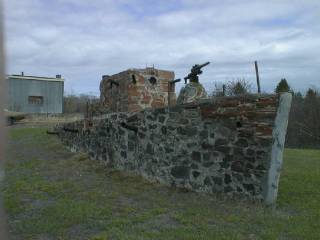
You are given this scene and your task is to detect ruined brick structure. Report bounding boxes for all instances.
[100,68,176,112]
[56,93,292,204]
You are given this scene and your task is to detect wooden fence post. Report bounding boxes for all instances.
[255,61,261,94]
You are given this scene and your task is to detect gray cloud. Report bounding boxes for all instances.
[3,0,320,95]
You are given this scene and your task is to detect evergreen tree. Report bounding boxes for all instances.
[286,87,320,148]
[275,78,291,93]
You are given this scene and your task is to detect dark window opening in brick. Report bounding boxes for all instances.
[131,75,136,84]
[149,77,157,85]
[28,96,44,105]
[110,80,119,88]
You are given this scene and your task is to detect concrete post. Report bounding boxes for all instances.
[263,93,292,205]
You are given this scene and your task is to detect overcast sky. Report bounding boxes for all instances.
[3,0,320,95]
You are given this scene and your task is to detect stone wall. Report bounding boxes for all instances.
[56,94,292,204]
[99,68,176,112]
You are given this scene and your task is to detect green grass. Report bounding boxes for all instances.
[1,127,320,239]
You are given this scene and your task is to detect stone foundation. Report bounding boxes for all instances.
[55,93,292,204]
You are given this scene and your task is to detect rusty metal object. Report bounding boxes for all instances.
[46,130,59,135]
[120,122,138,133]
[63,127,79,133]
[184,62,210,84]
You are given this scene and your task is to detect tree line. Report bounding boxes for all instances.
[63,94,99,114]
[285,86,320,148]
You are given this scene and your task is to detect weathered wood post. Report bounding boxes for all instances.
[222,84,226,96]
[255,61,261,94]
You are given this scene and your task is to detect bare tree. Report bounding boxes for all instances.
[63,94,99,114]
[226,79,252,96]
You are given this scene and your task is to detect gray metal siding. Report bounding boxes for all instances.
[7,78,64,113]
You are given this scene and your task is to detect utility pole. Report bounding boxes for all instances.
[254,61,261,94]
[86,101,89,119]
[222,84,226,96]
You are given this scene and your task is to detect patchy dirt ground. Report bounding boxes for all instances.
[1,127,320,239]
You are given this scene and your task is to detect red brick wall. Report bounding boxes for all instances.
[100,68,176,112]
[199,95,278,139]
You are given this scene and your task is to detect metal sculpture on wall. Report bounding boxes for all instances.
[177,62,210,104]
[184,62,210,84]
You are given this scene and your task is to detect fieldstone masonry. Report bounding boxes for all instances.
[56,93,292,204]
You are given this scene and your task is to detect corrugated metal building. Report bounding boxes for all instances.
[6,73,64,113]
